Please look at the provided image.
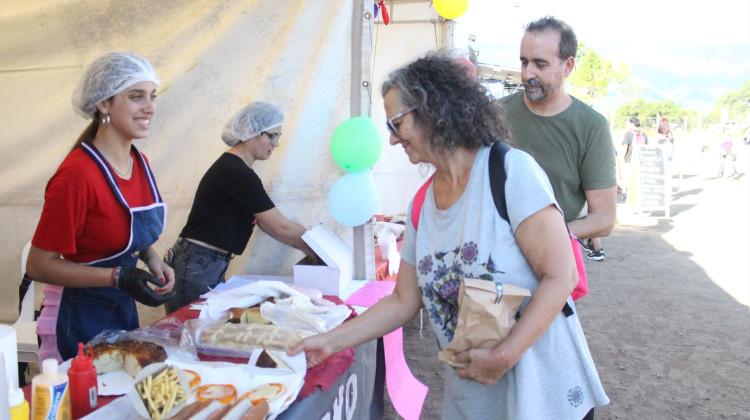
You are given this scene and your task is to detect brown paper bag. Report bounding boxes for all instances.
[437,278,531,368]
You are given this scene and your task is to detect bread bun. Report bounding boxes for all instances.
[192,399,269,420]
[184,369,202,391]
[239,383,285,405]
[204,403,233,420]
[172,400,223,420]
[200,323,314,353]
[226,307,270,325]
[196,384,238,405]
[92,340,167,377]
[215,398,251,420]
[238,400,269,420]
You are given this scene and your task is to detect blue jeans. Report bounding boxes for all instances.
[164,237,232,314]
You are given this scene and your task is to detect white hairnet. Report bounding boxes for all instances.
[221,102,284,147]
[71,52,161,119]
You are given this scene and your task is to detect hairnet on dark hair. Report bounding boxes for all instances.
[72,52,160,119]
[221,102,284,147]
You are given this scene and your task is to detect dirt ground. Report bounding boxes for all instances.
[383,139,750,419]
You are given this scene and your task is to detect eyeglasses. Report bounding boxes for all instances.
[386,106,416,137]
[262,131,282,145]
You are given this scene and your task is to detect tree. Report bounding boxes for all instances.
[568,43,613,107]
[712,79,750,120]
[613,99,694,131]
[611,62,640,101]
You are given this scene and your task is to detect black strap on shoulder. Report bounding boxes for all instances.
[488,142,574,318]
[19,273,32,316]
[488,141,512,223]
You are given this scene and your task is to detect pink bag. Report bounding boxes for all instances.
[569,234,588,300]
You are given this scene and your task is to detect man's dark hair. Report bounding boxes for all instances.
[525,16,578,61]
[627,116,641,127]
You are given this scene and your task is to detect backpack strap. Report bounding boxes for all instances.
[488,142,512,222]
[408,143,578,314]
[411,174,435,230]
[413,142,511,230]
[488,142,576,316]
[19,273,32,316]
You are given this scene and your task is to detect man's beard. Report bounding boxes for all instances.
[523,78,549,102]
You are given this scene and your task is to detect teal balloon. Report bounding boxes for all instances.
[331,116,382,172]
[328,170,379,226]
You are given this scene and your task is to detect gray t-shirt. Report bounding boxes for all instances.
[402,146,609,419]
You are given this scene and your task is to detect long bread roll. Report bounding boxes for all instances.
[239,400,269,420]
[200,323,315,352]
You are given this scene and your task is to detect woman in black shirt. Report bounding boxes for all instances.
[164,102,317,314]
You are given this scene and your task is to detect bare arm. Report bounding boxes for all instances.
[27,245,175,293]
[288,260,423,366]
[452,205,577,384]
[568,186,617,240]
[254,207,317,260]
[26,245,113,288]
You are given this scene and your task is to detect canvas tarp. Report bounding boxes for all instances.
[0,0,457,323]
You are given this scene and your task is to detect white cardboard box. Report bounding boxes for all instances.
[293,224,353,296]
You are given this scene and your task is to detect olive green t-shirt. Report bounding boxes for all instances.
[499,92,616,222]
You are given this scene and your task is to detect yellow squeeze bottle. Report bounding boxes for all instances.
[9,386,30,420]
[32,358,72,420]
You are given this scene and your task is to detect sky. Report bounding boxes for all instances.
[451,0,750,111]
[455,0,750,73]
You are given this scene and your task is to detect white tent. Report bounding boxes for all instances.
[0,0,462,324]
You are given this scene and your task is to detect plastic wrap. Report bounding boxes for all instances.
[87,317,198,362]
[260,296,352,333]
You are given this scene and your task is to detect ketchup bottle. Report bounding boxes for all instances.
[68,342,98,419]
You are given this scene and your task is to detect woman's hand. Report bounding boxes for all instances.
[142,249,175,293]
[288,333,337,368]
[452,344,520,385]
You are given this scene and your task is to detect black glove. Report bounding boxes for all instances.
[113,266,175,307]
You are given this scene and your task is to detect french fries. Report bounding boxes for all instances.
[135,366,188,420]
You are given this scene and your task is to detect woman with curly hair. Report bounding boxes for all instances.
[291,51,608,419]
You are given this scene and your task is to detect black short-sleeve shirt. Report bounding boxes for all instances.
[180,153,275,254]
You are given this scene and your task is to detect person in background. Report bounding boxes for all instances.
[290,51,609,419]
[499,16,616,263]
[26,52,175,361]
[656,117,674,145]
[164,102,318,314]
[621,115,647,179]
[716,126,740,179]
[656,117,675,165]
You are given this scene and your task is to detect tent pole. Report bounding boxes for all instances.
[351,0,375,281]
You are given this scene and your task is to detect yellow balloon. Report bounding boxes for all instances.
[433,0,469,20]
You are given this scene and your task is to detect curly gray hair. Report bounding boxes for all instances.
[381,50,511,154]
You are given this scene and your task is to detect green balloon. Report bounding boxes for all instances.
[331,116,382,172]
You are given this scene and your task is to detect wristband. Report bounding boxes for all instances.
[111,266,121,287]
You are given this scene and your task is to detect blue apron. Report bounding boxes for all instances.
[56,142,166,360]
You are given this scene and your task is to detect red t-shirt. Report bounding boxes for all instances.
[32,148,155,263]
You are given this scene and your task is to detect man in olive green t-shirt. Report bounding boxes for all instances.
[500,16,616,260]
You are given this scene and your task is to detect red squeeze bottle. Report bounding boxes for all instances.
[68,342,98,419]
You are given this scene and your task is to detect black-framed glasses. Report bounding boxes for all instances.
[386,106,416,137]
[262,131,282,145]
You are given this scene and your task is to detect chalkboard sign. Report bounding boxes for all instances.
[633,146,671,217]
